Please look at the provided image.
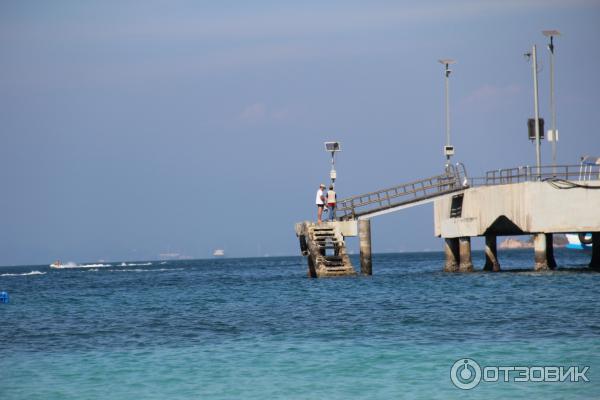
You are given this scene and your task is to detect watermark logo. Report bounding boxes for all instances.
[450,358,482,389]
[450,358,590,390]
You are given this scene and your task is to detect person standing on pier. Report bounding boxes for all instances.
[327,185,337,221]
[316,184,326,223]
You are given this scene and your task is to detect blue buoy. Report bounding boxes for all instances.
[0,291,9,304]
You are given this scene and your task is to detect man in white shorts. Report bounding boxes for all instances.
[316,184,326,223]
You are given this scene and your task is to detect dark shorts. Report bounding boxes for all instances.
[317,204,324,208]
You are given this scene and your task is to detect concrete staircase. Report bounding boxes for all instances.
[303,223,355,277]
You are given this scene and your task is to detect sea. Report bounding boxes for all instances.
[1,249,599,399]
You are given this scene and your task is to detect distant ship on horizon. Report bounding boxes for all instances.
[213,249,225,257]
[159,252,180,260]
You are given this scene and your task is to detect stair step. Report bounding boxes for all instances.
[324,266,352,272]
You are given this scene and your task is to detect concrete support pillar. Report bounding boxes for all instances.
[358,219,372,275]
[307,255,317,278]
[545,233,557,270]
[483,235,501,272]
[534,233,550,271]
[299,235,309,256]
[458,237,474,272]
[444,238,459,272]
[590,232,600,271]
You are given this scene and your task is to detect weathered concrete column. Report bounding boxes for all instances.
[545,233,557,270]
[444,238,459,272]
[458,237,474,272]
[483,235,501,272]
[307,255,317,278]
[534,233,550,271]
[590,232,600,271]
[299,235,309,256]
[358,219,372,275]
[533,233,557,271]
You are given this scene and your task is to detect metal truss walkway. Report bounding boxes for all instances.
[336,164,468,220]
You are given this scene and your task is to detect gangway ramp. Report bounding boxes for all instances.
[336,164,468,220]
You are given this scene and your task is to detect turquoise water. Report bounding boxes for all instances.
[1,249,599,399]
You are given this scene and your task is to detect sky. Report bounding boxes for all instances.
[1,1,600,266]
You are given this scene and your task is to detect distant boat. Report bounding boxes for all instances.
[159,252,180,259]
[565,234,592,251]
[49,260,62,269]
[213,249,225,257]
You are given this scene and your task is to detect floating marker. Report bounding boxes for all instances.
[0,291,8,304]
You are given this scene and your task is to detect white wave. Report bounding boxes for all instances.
[1,270,46,277]
[110,268,184,273]
[118,262,152,267]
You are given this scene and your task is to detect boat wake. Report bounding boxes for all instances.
[119,262,152,267]
[50,262,111,269]
[110,268,184,273]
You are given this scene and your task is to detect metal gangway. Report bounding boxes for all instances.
[336,163,469,221]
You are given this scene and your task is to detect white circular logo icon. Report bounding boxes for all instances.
[450,358,482,390]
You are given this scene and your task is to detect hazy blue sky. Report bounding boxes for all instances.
[1,1,599,265]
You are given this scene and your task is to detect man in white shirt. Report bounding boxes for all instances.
[315,184,326,223]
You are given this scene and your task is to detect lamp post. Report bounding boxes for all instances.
[324,141,341,189]
[439,59,456,167]
[525,45,542,179]
[543,30,560,176]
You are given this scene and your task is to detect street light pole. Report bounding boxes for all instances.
[531,45,542,179]
[324,142,341,189]
[439,59,456,167]
[543,30,560,176]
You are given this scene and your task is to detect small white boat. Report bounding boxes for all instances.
[49,260,62,269]
[213,249,225,257]
[565,234,592,252]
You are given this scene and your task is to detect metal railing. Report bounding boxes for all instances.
[336,163,468,220]
[482,164,600,185]
[334,163,599,221]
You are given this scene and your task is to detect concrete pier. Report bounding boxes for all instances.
[483,235,500,271]
[296,168,600,276]
[359,219,372,275]
[444,238,459,272]
[434,181,600,272]
[590,232,600,271]
[458,237,474,272]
